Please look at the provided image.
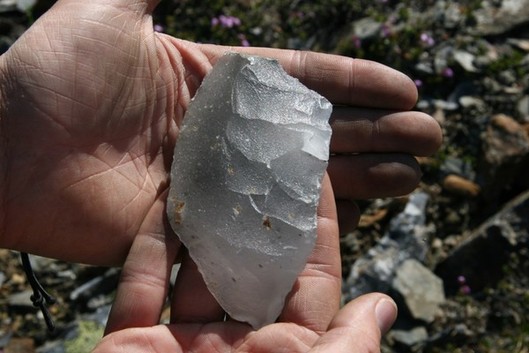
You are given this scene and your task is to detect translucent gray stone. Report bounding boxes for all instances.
[167,53,332,329]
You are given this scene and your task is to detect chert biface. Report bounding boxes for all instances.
[167,53,332,329]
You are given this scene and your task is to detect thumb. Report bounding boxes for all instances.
[309,293,398,353]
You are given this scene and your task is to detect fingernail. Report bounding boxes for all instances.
[375,298,398,334]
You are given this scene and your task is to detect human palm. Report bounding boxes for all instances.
[1,1,441,351]
[1,0,440,266]
[1,1,181,264]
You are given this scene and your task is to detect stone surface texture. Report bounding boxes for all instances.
[167,52,332,329]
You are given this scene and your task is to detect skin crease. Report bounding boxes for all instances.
[0,1,442,352]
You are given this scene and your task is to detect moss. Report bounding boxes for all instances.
[64,320,104,353]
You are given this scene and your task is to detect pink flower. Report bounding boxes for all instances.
[352,36,362,49]
[211,15,241,28]
[442,67,454,78]
[238,34,250,47]
[460,285,471,295]
[420,32,435,47]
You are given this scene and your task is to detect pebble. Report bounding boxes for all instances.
[442,174,481,197]
[8,290,34,309]
[491,114,522,134]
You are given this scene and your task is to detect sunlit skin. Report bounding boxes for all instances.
[0,1,442,352]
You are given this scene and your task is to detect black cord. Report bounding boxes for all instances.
[20,252,56,333]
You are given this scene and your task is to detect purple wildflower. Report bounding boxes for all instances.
[457,275,471,295]
[352,36,362,49]
[153,24,164,33]
[238,34,250,47]
[414,79,423,88]
[211,15,241,28]
[460,285,472,295]
[442,67,454,78]
[420,32,435,47]
[380,24,391,38]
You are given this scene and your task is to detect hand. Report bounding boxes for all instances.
[0,0,441,267]
[96,294,398,353]
[96,174,398,352]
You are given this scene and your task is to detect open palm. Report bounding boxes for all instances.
[0,0,440,266]
[0,1,441,351]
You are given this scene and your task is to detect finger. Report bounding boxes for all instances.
[196,43,418,109]
[336,199,360,234]
[170,252,225,323]
[85,0,159,14]
[328,154,422,200]
[279,173,342,334]
[309,293,398,353]
[105,193,181,334]
[330,107,442,156]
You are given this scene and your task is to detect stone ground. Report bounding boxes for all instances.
[1,0,529,352]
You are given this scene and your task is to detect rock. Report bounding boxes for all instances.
[388,326,428,352]
[440,156,476,181]
[442,174,480,197]
[441,2,464,29]
[15,0,35,12]
[0,271,5,287]
[343,192,435,301]
[472,0,529,35]
[517,95,529,122]
[0,331,13,349]
[69,268,119,303]
[480,114,529,206]
[393,259,445,323]
[0,0,35,12]
[8,290,34,309]
[453,50,478,72]
[352,17,382,40]
[436,189,529,294]
[459,96,486,109]
[508,38,529,52]
[0,0,16,12]
[166,53,332,329]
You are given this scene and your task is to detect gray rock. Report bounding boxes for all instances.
[442,2,464,29]
[353,17,382,40]
[389,326,428,351]
[459,96,486,110]
[441,157,476,180]
[343,192,435,301]
[453,50,478,72]
[69,268,119,302]
[167,53,332,329]
[479,114,529,207]
[0,0,34,12]
[393,259,445,323]
[517,95,529,122]
[436,189,529,294]
[8,290,34,309]
[472,0,529,35]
